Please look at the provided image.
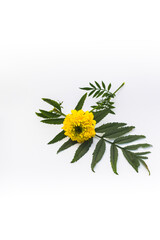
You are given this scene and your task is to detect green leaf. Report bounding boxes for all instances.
[110,144,118,175]
[96,91,104,98]
[75,93,87,110]
[88,89,95,96]
[41,118,65,124]
[135,151,151,155]
[109,110,115,115]
[108,105,115,109]
[42,98,61,111]
[91,105,97,109]
[124,143,152,150]
[93,109,110,124]
[89,82,96,88]
[71,138,93,163]
[57,139,77,153]
[93,90,100,98]
[48,130,66,144]
[39,109,60,118]
[80,87,93,90]
[136,155,148,159]
[95,122,127,133]
[108,83,111,91]
[102,92,107,98]
[122,149,140,172]
[102,81,106,89]
[103,126,135,139]
[95,81,101,89]
[35,112,48,118]
[114,135,146,144]
[91,138,106,172]
[139,159,151,175]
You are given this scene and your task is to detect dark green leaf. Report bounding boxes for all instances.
[124,143,152,150]
[139,159,151,175]
[136,156,148,159]
[135,151,151,155]
[108,105,115,109]
[93,109,110,124]
[48,130,66,144]
[110,144,118,175]
[95,122,127,133]
[108,83,111,91]
[79,87,93,90]
[103,126,135,139]
[89,82,96,88]
[95,81,101,89]
[75,93,87,110]
[71,138,93,163]
[88,89,95,96]
[91,139,106,172]
[96,91,104,98]
[35,112,48,118]
[102,92,107,97]
[42,98,61,111]
[114,135,146,144]
[91,105,97,109]
[57,139,77,153]
[39,109,60,118]
[41,118,65,124]
[109,110,115,114]
[102,81,106,89]
[122,149,140,172]
[93,90,100,98]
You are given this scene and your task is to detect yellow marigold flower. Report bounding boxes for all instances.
[62,110,96,143]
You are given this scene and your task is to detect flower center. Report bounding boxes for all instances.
[74,125,83,134]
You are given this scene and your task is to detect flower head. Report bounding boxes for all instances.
[62,110,96,143]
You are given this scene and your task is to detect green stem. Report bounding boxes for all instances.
[106,82,125,104]
[113,82,125,95]
[59,112,66,117]
[95,134,123,149]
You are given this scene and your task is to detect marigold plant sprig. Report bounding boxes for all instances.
[36,81,152,175]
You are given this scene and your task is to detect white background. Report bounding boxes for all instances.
[0,0,160,239]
